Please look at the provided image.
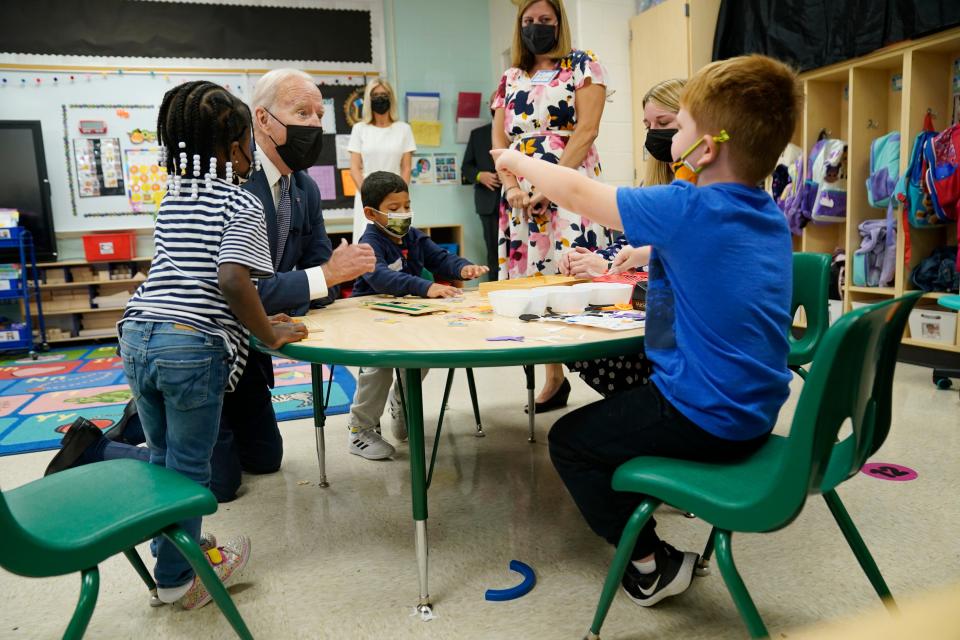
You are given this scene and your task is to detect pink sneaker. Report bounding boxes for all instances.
[179,535,251,610]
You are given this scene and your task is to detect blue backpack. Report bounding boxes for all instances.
[866,131,900,208]
[895,130,942,228]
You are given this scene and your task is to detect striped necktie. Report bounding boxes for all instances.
[275,174,291,268]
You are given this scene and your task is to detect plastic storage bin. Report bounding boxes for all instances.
[82,232,136,262]
[908,306,958,346]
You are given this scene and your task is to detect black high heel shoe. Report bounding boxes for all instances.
[526,378,571,414]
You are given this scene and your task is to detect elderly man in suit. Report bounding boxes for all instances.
[46,69,375,502]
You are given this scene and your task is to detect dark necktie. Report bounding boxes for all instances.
[275,174,291,268]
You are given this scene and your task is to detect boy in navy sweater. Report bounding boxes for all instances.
[348,171,488,459]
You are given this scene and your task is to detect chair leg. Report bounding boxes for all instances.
[426,370,456,490]
[695,527,717,576]
[587,498,660,638]
[465,368,484,437]
[714,530,768,638]
[122,547,157,597]
[163,525,253,640]
[64,567,99,640]
[823,489,896,610]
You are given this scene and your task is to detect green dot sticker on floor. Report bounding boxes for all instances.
[860,462,918,482]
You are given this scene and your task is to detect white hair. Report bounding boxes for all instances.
[251,68,315,110]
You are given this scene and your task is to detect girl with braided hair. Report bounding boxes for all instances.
[119,80,308,609]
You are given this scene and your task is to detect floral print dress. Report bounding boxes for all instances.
[493,49,613,279]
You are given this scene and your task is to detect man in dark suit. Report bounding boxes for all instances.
[461,112,501,278]
[46,70,375,502]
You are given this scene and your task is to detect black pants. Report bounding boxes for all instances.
[479,211,499,279]
[548,380,768,558]
[119,352,283,502]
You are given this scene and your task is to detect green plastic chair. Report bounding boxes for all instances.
[0,459,253,639]
[584,291,921,639]
[788,252,831,379]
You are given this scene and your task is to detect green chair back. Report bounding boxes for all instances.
[788,252,831,368]
[778,292,920,521]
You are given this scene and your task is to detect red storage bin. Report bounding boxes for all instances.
[82,232,136,262]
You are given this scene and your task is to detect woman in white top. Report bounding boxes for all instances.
[348,78,417,241]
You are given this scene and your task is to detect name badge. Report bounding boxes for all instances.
[530,69,559,85]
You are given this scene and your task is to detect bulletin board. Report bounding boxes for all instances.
[308,82,366,214]
[63,104,164,218]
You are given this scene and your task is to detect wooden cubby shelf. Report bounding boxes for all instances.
[795,27,960,353]
[26,256,151,344]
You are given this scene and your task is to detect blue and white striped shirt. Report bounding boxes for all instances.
[120,178,274,391]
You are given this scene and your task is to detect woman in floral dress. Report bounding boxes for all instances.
[492,0,613,411]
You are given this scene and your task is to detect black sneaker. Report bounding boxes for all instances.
[621,541,698,607]
[44,417,104,476]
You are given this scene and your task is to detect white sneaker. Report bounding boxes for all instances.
[348,428,395,460]
[389,386,407,441]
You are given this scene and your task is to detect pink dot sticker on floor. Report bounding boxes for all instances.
[860,462,918,482]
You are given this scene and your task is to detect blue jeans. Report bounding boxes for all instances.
[120,320,231,588]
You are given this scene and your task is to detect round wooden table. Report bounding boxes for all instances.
[262,291,645,618]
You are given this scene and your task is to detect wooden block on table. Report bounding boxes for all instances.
[478,274,589,295]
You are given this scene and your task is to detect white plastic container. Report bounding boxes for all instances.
[489,290,533,318]
[572,282,633,306]
[908,306,958,345]
[540,286,591,314]
[488,289,549,318]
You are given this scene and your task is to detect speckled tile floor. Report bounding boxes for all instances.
[1,362,957,639]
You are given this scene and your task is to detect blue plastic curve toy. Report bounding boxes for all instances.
[484,560,536,601]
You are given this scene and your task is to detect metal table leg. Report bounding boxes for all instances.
[524,365,536,443]
[405,368,432,617]
[310,363,329,488]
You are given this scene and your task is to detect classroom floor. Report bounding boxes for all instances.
[1,362,957,639]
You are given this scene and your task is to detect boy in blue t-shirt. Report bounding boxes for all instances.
[493,54,802,607]
[347,171,488,460]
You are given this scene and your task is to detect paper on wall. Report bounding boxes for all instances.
[335,134,352,169]
[307,165,337,200]
[406,92,440,121]
[410,120,442,147]
[321,98,336,133]
[456,117,486,144]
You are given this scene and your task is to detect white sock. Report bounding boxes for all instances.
[632,557,656,574]
[156,578,193,603]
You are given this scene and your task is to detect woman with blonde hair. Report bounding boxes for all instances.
[560,78,686,280]
[492,0,613,412]
[348,78,416,241]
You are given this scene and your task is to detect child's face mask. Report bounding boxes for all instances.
[375,210,413,238]
[671,130,730,184]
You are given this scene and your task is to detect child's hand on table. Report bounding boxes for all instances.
[267,321,308,349]
[460,265,489,280]
[427,283,463,298]
[268,313,292,324]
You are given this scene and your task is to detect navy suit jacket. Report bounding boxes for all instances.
[242,168,336,316]
[241,168,334,387]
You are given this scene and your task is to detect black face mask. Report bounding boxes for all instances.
[521,23,558,55]
[644,128,678,163]
[265,109,324,172]
[370,96,391,115]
